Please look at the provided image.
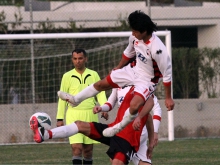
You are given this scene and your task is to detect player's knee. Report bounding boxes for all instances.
[130,101,143,114]
[130,103,139,111]
[94,79,111,91]
[75,121,90,135]
[74,120,85,130]
[130,96,145,113]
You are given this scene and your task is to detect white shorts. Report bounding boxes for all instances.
[109,65,155,101]
[131,130,151,165]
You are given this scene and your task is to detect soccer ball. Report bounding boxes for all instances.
[29,112,52,130]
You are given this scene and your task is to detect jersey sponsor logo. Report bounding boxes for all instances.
[119,96,124,103]
[137,53,147,64]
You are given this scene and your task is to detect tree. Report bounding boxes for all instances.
[172,48,200,98]
[199,48,220,98]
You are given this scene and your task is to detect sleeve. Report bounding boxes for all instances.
[56,74,69,120]
[152,95,162,133]
[100,88,118,111]
[152,39,172,86]
[123,35,136,59]
[94,72,107,106]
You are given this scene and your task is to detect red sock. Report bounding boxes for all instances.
[48,130,52,139]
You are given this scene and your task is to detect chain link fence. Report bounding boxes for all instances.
[0,0,220,144]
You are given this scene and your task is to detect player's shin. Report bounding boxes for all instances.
[45,122,79,140]
[74,84,99,103]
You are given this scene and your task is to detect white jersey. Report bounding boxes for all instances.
[123,34,172,85]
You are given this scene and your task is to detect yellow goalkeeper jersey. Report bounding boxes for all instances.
[56,68,107,120]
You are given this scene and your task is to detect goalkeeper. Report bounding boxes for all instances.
[56,48,107,165]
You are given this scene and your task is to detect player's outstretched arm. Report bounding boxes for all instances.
[113,55,130,70]
[146,114,154,159]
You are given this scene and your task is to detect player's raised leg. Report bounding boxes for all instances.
[58,78,112,106]
[29,119,92,143]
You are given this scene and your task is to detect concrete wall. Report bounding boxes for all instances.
[0,99,220,144]
[1,2,220,48]
[198,23,220,48]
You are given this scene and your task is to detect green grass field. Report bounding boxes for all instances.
[0,138,220,165]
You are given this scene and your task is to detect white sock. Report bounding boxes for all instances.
[74,84,99,103]
[44,122,79,140]
[116,108,138,129]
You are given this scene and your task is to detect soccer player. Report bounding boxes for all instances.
[58,10,174,137]
[96,85,162,165]
[56,49,107,165]
[30,86,154,165]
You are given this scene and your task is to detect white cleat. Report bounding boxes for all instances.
[102,125,122,137]
[57,91,80,107]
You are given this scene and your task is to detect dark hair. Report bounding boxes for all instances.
[128,10,157,34]
[72,48,87,57]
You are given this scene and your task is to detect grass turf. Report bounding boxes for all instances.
[0,138,219,164]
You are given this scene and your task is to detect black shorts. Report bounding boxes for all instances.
[107,136,135,164]
[89,122,110,145]
[90,122,135,164]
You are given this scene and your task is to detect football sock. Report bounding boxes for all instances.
[74,84,99,103]
[83,158,93,165]
[44,122,79,140]
[72,156,82,165]
[117,108,137,129]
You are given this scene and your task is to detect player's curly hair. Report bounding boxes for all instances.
[128,10,157,34]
